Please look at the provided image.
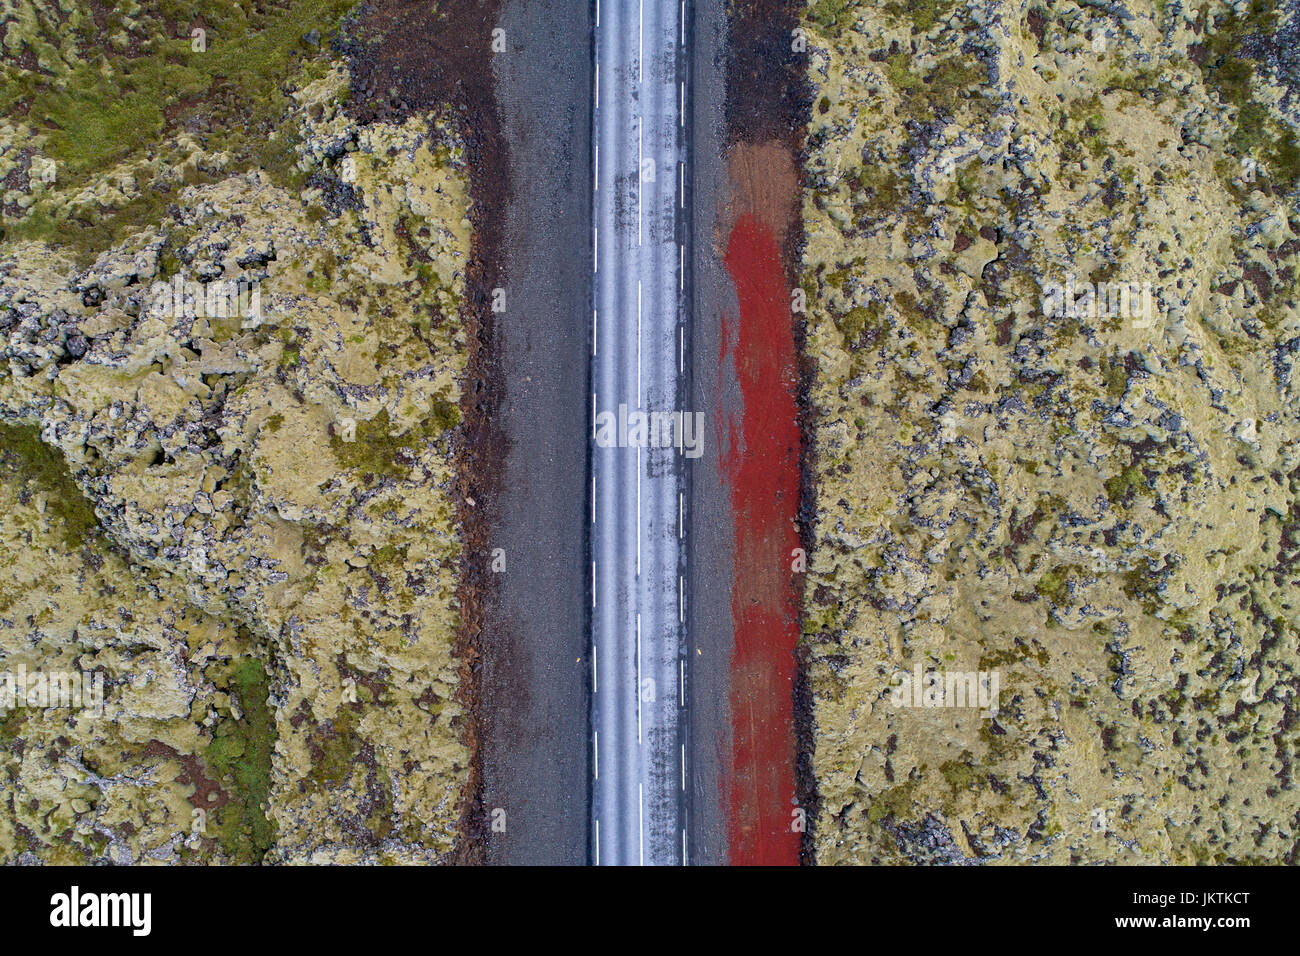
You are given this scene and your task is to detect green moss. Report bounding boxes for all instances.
[836,303,886,348]
[885,53,922,93]
[330,403,459,482]
[979,637,1051,670]
[867,779,918,824]
[808,0,852,35]
[926,56,986,95]
[367,542,409,576]
[308,250,339,293]
[0,708,28,746]
[884,0,956,33]
[205,657,278,863]
[894,289,940,334]
[1121,560,1162,605]
[366,787,395,842]
[939,756,984,796]
[303,696,395,841]
[1104,66,1171,98]
[881,52,992,133]
[309,706,362,787]
[1,0,359,264]
[851,162,906,223]
[927,57,988,123]
[0,423,101,549]
[1105,464,1145,504]
[331,408,410,480]
[1230,102,1300,187]
[1101,352,1129,398]
[1036,563,1083,605]
[428,395,461,433]
[1194,0,1300,190]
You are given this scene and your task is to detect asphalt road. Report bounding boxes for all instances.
[591,0,690,865]
[682,0,732,867]
[481,0,593,865]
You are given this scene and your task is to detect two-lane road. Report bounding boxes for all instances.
[590,0,691,866]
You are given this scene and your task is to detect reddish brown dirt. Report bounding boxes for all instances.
[720,210,802,866]
[718,142,797,246]
[719,0,815,866]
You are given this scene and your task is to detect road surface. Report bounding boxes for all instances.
[481,0,593,865]
[682,0,732,866]
[591,0,691,866]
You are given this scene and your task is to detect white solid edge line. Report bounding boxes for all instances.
[637,122,643,246]
[636,612,642,744]
[636,447,641,577]
[637,281,642,397]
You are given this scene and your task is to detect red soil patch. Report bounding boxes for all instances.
[720,210,802,866]
[720,0,816,866]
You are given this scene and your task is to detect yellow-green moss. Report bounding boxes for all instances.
[0,422,100,549]
[2,0,359,263]
[205,657,278,863]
